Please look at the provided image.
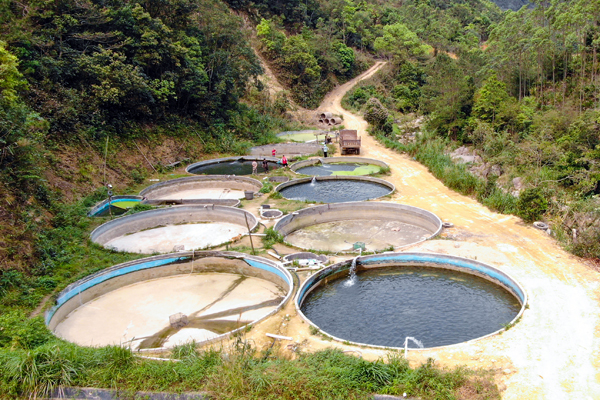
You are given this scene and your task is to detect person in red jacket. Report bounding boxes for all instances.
[281,155,288,168]
[272,148,277,157]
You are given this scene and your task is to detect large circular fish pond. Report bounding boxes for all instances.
[277,176,394,203]
[297,253,526,349]
[291,157,389,177]
[186,157,281,175]
[46,252,293,350]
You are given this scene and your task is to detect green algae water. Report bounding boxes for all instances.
[297,163,381,176]
[301,266,521,348]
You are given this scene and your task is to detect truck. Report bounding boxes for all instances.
[339,129,361,155]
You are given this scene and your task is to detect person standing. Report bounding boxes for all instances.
[281,155,288,168]
[262,158,269,172]
[322,143,328,158]
[272,148,277,157]
[252,160,258,174]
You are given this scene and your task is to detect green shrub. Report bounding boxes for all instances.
[517,188,548,223]
[262,227,284,249]
[259,181,273,194]
[0,312,54,350]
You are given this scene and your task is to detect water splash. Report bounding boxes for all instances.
[319,158,330,168]
[404,336,424,356]
[311,176,317,185]
[344,250,361,287]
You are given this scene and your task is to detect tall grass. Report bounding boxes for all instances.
[0,340,499,400]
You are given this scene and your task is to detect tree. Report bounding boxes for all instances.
[0,41,47,192]
[374,23,431,59]
[473,73,511,125]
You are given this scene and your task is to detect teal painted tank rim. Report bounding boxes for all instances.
[295,252,527,351]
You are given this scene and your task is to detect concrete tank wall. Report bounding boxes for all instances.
[274,201,441,239]
[90,205,258,247]
[139,175,262,199]
[290,157,389,174]
[295,252,527,350]
[46,251,294,347]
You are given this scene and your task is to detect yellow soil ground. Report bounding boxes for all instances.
[237,62,600,399]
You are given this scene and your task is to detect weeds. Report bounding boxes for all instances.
[0,340,499,400]
[262,227,284,249]
[259,181,273,194]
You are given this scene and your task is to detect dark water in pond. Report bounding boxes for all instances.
[301,266,521,348]
[95,205,131,217]
[279,180,391,203]
[188,160,281,175]
[297,163,364,176]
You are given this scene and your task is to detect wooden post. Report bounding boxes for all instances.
[244,213,255,255]
[103,135,109,185]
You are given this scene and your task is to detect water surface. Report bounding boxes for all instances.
[188,160,280,175]
[279,180,391,203]
[301,266,521,348]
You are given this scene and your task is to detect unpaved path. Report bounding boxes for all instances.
[242,62,600,399]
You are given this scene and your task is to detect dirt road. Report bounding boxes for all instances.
[248,62,600,399]
[324,62,600,399]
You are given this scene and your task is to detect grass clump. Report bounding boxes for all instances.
[262,227,284,250]
[259,181,273,194]
[127,203,155,214]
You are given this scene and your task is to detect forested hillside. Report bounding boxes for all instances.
[343,0,600,258]
[491,0,529,11]
[0,0,295,275]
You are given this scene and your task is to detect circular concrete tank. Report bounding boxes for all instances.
[291,157,389,177]
[274,202,441,252]
[140,175,261,203]
[46,251,293,350]
[296,252,527,349]
[90,206,257,253]
[89,195,143,217]
[276,176,394,203]
[186,157,281,175]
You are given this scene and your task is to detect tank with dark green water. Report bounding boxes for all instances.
[297,253,526,349]
[276,176,394,203]
[186,157,281,176]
